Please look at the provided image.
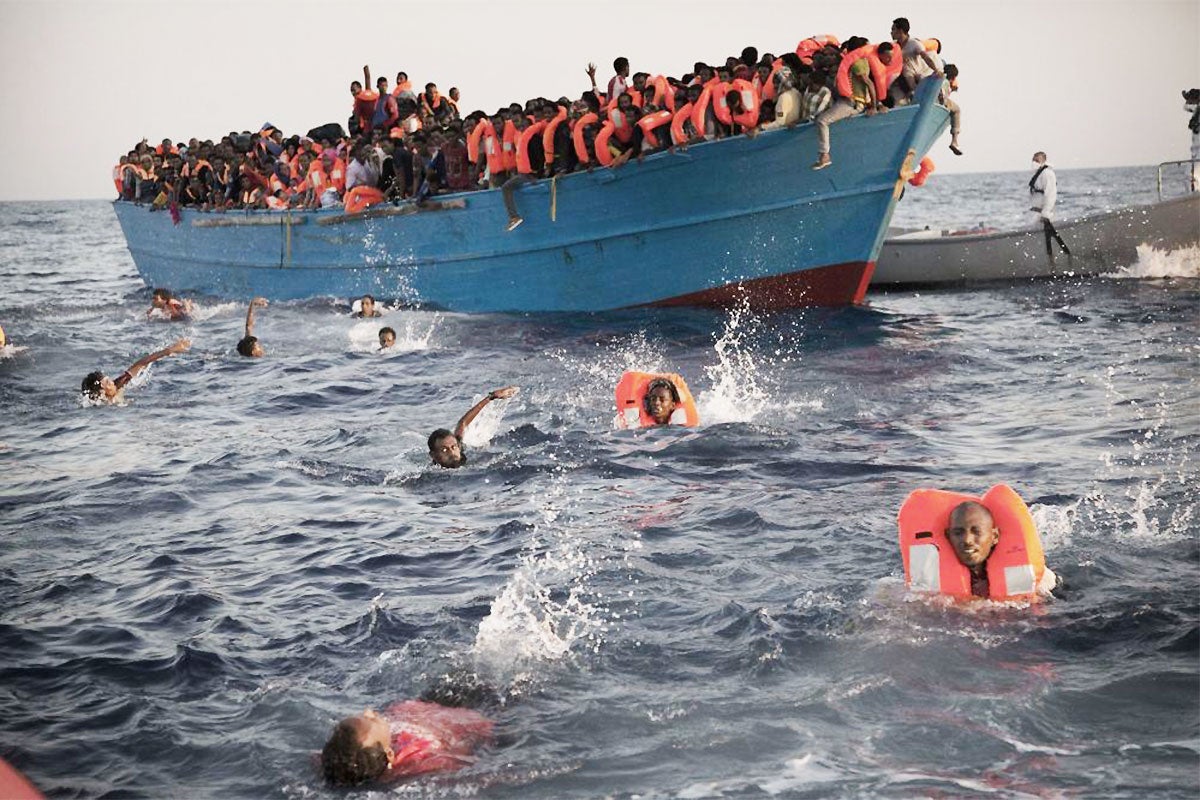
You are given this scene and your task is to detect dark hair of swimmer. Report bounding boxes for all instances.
[82,371,105,398]
[152,288,174,301]
[321,718,389,786]
[428,428,467,468]
[236,335,259,357]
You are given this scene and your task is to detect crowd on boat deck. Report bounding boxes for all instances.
[112,18,959,213]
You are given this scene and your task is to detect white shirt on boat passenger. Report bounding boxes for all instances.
[345,158,380,192]
[1030,162,1058,220]
[901,36,939,85]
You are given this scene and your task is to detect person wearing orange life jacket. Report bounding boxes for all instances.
[445,87,462,119]
[608,92,638,145]
[392,72,416,102]
[501,114,518,175]
[812,37,888,170]
[483,112,509,188]
[421,83,454,125]
[351,66,380,136]
[541,100,574,176]
[304,156,330,208]
[502,107,554,231]
[636,103,674,154]
[572,103,602,170]
[323,150,347,195]
[725,77,762,135]
[899,486,1060,601]
[671,84,705,148]
[614,373,700,429]
[113,156,129,198]
[692,66,733,140]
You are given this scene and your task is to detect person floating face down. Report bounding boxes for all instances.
[427,385,519,468]
[321,700,494,787]
[945,501,1059,598]
[81,338,190,404]
[236,297,268,357]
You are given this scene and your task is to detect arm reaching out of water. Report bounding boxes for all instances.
[82,338,190,402]
[125,338,191,383]
[237,297,268,357]
[454,386,518,440]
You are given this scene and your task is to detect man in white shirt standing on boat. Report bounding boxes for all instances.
[1029,151,1071,265]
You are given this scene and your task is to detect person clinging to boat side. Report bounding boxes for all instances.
[236,297,268,357]
[81,338,190,404]
[428,386,519,468]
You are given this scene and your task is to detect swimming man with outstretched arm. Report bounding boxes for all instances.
[428,385,518,468]
[236,297,268,357]
[81,338,190,403]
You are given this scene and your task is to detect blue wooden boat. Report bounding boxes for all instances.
[113,80,948,313]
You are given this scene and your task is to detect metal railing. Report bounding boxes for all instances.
[1157,159,1198,199]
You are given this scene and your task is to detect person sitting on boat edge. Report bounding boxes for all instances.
[321,699,494,787]
[236,297,268,357]
[82,338,190,404]
[941,63,963,155]
[812,37,890,171]
[428,385,519,469]
[148,288,193,321]
[378,327,396,350]
[889,16,944,106]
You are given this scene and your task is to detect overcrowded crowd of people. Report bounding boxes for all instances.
[112,18,959,217]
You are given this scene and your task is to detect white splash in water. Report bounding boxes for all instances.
[458,391,516,449]
[471,481,638,684]
[1107,243,1200,279]
[186,301,241,322]
[347,314,439,354]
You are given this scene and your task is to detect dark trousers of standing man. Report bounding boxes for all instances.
[1041,217,1071,263]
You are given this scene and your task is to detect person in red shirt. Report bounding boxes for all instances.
[321,700,494,786]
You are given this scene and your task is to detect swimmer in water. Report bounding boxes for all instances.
[354,294,383,318]
[428,385,519,468]
[643,377,682,426]
[81,338,190,403]
[147,288,193,321]
[946,501,1059,598]
[321,699,494,787]
[236,297,268,357]
[378,327,396,350]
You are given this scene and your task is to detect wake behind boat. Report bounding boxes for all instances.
[113,79,949,313]
[873,161,1199,287]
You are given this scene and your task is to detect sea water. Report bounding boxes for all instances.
[1,166,1197,798]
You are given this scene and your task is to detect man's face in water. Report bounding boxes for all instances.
[430,434,464,468]
[645,384,677,424]
[945,503,1000,569]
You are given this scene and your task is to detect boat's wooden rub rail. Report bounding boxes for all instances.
[317,198,467,226]
[192,215,307,228]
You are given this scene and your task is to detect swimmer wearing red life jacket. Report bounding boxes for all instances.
[81,338,190,404]
[428,385,519,468]
[321,700,494,787]
[899,485,1061,602]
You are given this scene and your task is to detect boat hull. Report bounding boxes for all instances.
[872,192,1200,287]
[115,82,949,312]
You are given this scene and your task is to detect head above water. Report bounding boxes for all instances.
[945,501,1000,570]
[428,428,465,468]
[81,371,117,400]
[236,335,263,358]
[643,378,681,425]
[378,327,396,348]
[321,710,392,786]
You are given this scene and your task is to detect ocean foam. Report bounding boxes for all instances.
[1107,243,1200,279]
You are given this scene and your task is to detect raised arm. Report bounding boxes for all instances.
[363,64,372,89]
[123,338,190,381]
[586,63,598,94]
[244,297,268,337]
[453,385,518,439]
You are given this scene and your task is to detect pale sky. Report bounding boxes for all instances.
[1,0,1197,201]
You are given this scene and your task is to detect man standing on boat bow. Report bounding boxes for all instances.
[1029,151,1071,265]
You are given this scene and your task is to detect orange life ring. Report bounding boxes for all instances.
[908,156,935,186]
[344,185,385,214]
[572,112,600,164]
[898,484,1048,602]
[670,102,695,146]
[593,121,616,167]
[614,371,700,429]
[835,44,873,101]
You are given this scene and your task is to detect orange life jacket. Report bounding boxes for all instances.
[113,164,124,195]
[796,33,840,64]
[898,485,1048,603]
[908,156,935,186]
[391,80,414,98]
[614,371,700,429]
[835,44,874,102]
[607,107,635,145]
[728,78,761,131]
[542,106,568,165]
[483,123,505,175]
[265,194,289,210]
[868,45,904,101]
[593,122,616,167]
[516,120,547,175]
[648,75,675,112]
[692,79,731,134]
[328,158,346,194]
[670,102,695,146]
[306,161,329,194]
[572,112,599,164]
[501,120,518,172]
[344,185,386,214]
[467,118,488,164]
[637,109,674,149]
